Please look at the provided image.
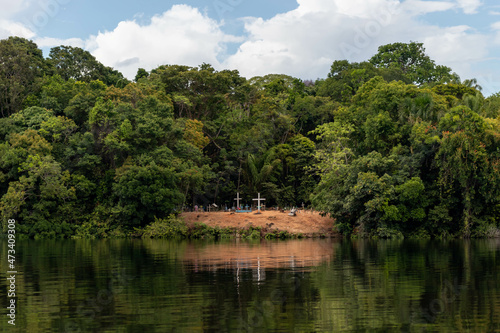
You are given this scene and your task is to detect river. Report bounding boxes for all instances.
[1,238,499,332]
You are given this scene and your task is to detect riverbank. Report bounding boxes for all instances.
[180,210,338,238]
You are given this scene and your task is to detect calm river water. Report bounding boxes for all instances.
[1,238,500,332]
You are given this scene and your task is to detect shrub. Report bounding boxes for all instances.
[247,229,261,239]
[141,215,188,239]
[372,227,404,240]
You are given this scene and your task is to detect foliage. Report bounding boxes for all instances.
[0,37,46,117]
[48,45,127,85]
[264,230,297,239]
[311,71,500,238]
[370,41,458,85]
[141,215,189,239]
[1,38,499,239]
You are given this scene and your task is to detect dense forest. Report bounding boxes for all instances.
[0,37,499,239]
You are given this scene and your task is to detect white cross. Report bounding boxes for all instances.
[234,192,241,209]
[252,193,266,213]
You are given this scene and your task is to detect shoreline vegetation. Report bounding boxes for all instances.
[140,216,310,241]
[74,211,341,240]
[82,213,500,240]
[1,38,500,239]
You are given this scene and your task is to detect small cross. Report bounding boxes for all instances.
[234,192,241,209]
[252,193,266,213]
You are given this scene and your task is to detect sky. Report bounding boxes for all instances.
[2,0,500,95]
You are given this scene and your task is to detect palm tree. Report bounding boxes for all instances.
[462,91,484,113]
[462,78,482,92]
[245,151,281,193]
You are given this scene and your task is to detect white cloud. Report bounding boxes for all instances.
[490,21,500,45]
[455,0,482,14]
[87,5,241,79]
[223,0,489,80]
[0,19,35,39]
[0,0,31,18]
[0,0,37,39]
[34,36,84,48]
[225,0,400,79]
[0,0,69,40]
[423,25,489,80]
[0,0,493,88]
[492,21,500,30]
[401,0,455,15]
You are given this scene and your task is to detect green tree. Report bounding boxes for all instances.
[150,64,245,120]
[245,150,281,194]
[370,41,457,85]
[48,45,126,86]
[111,160,184,227]
[0,37,46,117]
[135,68,149,82]
[436,106,500,236]
[481,93,500,118]
[270,135,316,206]
[0,152,78,237]
[317,60,384,103]
[64,79,107,126]
[37,75,78,114]
[10,106,55,130]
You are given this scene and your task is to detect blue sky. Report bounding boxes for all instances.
[17,0,298,38]
[2,0,500,95]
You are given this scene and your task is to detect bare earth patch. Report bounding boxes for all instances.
[180,210,338,237]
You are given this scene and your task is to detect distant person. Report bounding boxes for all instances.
[194,205,198,212]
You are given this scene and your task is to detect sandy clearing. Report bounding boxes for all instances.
[180,210,338,237]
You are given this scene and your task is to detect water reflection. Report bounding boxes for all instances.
[181,239,335,273]
[1,239,500,332]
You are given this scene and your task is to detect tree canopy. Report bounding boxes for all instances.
[1,37,499,239]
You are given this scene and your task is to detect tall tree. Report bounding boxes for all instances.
[0,37,46,117]
[436,106,500,236]
[48,45,127,86]
[370,41,458,85]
